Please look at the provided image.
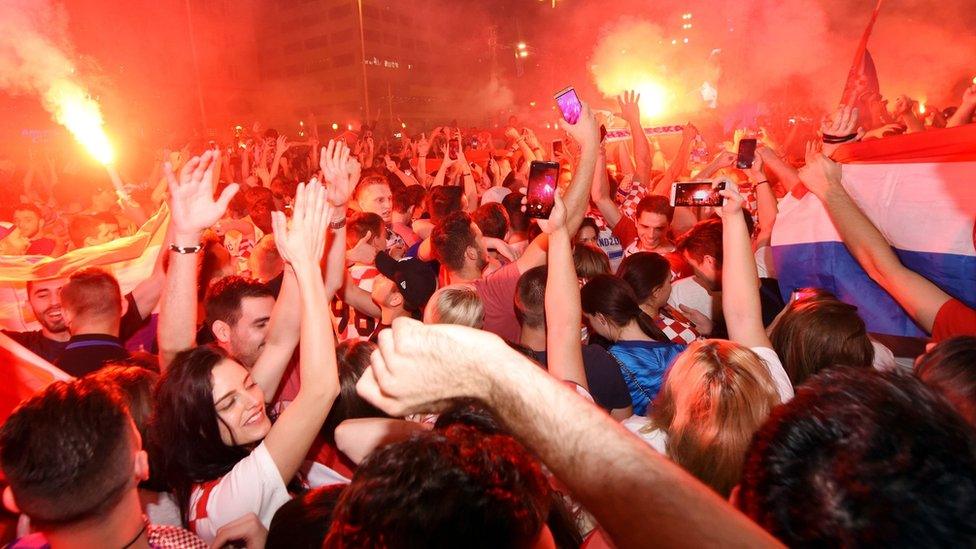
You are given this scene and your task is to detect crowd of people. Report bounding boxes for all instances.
[0,80,975,548]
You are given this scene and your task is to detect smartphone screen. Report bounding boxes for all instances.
[671,181,726,207]
[551,140,564,157]
[526,161,560,219]
[449,140,459,160]
[554,87,582,125]
[736,138,758,169]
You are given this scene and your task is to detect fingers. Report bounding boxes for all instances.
[215,183,240,213]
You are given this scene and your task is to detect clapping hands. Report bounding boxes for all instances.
[271,180,329,270]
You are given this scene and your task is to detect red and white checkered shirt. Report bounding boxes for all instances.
[331,264,381,341]
[653,305,701,344]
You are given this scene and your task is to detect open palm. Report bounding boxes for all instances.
[164,150,238,235]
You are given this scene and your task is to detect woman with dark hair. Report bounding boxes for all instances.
[149,181,341,544]
[617,252,702,344]
[581,274,685,415]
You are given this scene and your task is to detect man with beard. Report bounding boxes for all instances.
[3,278,71,363]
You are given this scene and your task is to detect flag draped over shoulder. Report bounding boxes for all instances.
[0,206,169,332]
[771,126,976,339]
[0,332,72,425]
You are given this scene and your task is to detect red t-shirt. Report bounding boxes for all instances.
[931,298,976,342]
[473,261,523,343]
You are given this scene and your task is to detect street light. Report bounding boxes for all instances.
[519,50,529,58]
[517,42,527,50]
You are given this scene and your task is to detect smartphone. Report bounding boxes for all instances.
[526,161,560,218]
[449,139,459,161]
[551,139,564,157]
[670,181,727,207]
[554,86,582,125]
[736,138,757,169]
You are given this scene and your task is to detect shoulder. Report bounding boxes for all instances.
[147,524,208,549]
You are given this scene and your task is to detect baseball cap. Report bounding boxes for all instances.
[374,252,437,313]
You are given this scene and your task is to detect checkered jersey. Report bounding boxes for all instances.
[654,305,701,344]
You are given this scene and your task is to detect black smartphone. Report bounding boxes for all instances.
[449,139,459,161]
[551,139,564,157]
[736,138,757,169]
[526,160,560,218]
[554,86,582,125]
[670,181,727,207]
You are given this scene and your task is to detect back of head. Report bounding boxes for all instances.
[426,186,463,225]
[472,202,510,240]
[0,378,134,527]
[88,365,160,439]
[322,340,390,442]
[346,211,384,249]
[430,210,476,273]
[573,244,611,281]
[581,274,665,340]
[203,275,274,331]
[424,284,485,328]
[61,267,122,329]
[267,484,346,549]
[501,192,530,235]
[650,340,780,496]
[916,336,976,427]
[393,183,425,215]
[616,252,671,302]
[738,367,976,546]
[325,425,551,548]
[514,266,547,329]
[675,218,723,265]
[769,298,874,388]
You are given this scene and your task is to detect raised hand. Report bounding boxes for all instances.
[275,134,290,155]
[678,304,714,336]
[798,147,843,200]
[746,149,765,181]
[416,132,430,156]
[717,180,745,218]
[271,180,329,268]
[320,139,355,208]
[963,84,976,107]
[617,89,641,121]
[384,154,397,172]
[164,150,238,237]
[356,318,506,416]
[890,95,914,118]
[346,231,378,265]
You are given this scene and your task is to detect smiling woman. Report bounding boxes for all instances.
[148,174,344,545]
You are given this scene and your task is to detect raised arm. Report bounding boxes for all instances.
[590,147,624,228]
[719,183,771,349]
[618,90,652,185]
[650,124,697,197]
[158,151,239,369]
[801,151,952,332]
[749,153,777,249]
[755,146,801,193]
[356,319,781,549]
[516,102,600,273]
[539,194,587,390]
[321,139,359,299]
[264,180,340,483]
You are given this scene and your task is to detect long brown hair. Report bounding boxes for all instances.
[770,298,874,389]
[649,340,780,497]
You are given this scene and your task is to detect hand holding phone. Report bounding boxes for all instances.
[554,87,583,125]
[526,161,560,218]
[736,138,758,169]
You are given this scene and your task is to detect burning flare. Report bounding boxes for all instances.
[44,80,114,165]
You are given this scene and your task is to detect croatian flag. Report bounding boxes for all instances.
[771,125,976,338]
[0,332,72,425]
